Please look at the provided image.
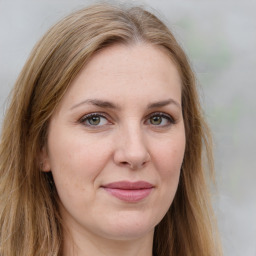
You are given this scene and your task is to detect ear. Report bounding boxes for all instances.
[39,146,51,172]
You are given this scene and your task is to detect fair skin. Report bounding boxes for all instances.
[41,43,186,256]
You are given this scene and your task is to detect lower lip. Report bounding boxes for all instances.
[103,188,153,202]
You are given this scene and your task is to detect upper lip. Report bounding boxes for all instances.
[101,181,154,190]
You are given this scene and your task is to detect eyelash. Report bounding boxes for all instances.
[146,112,175,127]
[79,112,175,128]
[79,113,110,127]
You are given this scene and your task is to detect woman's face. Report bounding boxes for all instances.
[42,44,186,242]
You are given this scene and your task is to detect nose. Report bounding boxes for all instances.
[113,125,150,170]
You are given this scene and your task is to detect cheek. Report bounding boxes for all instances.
[47,137,102,210]
[155,136,185,174]
[153,133,185,197]
[147,135,185,225]
[47,128,113,195]
[48,127,105,169]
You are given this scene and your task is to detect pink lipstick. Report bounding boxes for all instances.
[101,181,154,202]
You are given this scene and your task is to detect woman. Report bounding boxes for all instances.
[0,3,222,256]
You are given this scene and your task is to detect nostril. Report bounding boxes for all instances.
[113,146,151,170]
[119,159,149,170]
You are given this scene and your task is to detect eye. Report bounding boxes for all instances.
[146,112,175,127]
[80,113,109,127]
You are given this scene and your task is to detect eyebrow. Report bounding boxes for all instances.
[70,98,181,110]
[147,99,181,109]
[70,99,119,110]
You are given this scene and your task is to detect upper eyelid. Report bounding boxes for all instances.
[146,111,175,121]
[147,111,171,117]
[79,112,109,121]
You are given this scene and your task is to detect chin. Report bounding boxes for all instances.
[96,212,158,241]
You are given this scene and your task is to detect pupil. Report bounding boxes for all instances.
[151,116,162,125]
[89,116,100,125]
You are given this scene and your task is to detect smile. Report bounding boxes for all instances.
[101,181,154,202]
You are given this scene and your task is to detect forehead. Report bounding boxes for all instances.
[59,43,182,110]
[82,43,180,83]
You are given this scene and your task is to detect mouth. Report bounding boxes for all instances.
[101,181,154,202]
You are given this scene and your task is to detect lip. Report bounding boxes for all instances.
[101,181,154,202]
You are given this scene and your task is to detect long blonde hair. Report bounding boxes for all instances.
[0,3,222,256]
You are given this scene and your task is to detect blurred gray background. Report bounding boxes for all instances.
[0,0,255,255]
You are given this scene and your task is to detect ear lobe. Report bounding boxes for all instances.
[39,147,51,172]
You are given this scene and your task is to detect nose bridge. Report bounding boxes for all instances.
[124,120,146,152]
[114,119,150,169]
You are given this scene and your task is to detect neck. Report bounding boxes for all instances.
[62,228,154,256]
